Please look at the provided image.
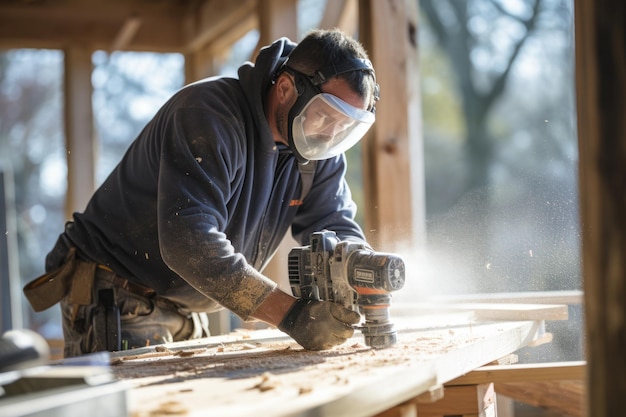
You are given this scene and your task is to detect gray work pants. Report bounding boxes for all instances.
[60,264,210,358]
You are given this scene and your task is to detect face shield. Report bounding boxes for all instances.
[283,60,378,163]
[291,93,375,161]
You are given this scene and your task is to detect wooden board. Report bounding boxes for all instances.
[110,316,545,417]
[393,302,569,321]
[448,361,585,385]
[497,380,585,417]
[427,290,583,305]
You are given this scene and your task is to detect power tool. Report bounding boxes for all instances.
[287,230,405,348]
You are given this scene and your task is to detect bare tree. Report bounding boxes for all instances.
[420,0,544,192]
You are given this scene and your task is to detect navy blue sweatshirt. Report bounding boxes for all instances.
[50,38,367,319]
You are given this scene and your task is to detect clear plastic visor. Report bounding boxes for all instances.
[292,93,375,161]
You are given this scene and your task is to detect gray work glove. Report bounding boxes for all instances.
[278,299,361,350]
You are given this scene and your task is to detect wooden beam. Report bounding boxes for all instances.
[448,361,586,385]
[0,13,184,52]
[183,0,257,54]
[358,0,425,252]
[428,290,584,306]
[318,0,358,35]
[416,383,496,417]
[374,402,417,417]
[497,381,585,417]
[110,15,142,52]
[575,0,626,416]
[63,47,95,219]
[0,0,259,52]
[396,303,569,321]
[0,0,185,51]
[254,0,298,58]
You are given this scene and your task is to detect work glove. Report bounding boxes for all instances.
[278,298,361,350]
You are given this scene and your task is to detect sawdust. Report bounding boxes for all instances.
[115,317,547,417]
[150,400,188,416]
[117,321,537,417]
[251,372,280,392]
[112,329,483,385]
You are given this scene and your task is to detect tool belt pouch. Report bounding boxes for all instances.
[23,247,95,312]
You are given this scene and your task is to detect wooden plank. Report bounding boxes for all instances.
[394,302,569,321]
[114,319,543,417]
[448,361,586,385]
[429,290,584,305]
[497,381,585,417]
[374,402,417,417]
[415,384,444,404]
[575,0,626,416]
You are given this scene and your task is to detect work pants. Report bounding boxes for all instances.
[61,263,211,357]
[24,237,211,358]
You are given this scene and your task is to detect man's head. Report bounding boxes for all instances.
[270,29,379,162]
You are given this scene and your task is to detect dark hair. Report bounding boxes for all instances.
[287,29,378,110]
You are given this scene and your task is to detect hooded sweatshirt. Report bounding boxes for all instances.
[48,38,367,319]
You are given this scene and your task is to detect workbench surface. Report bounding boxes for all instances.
[110,309,551,417]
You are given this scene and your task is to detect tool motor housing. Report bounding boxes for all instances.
[288,231,405,348]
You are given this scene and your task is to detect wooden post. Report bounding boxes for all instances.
[64,47,95,219]
[358,0,425,252]
[575,0,626,416]
[255,0,298,54]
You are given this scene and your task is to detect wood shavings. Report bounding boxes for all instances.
[251,373,279,392]
[174,348,205,357]
[150,400,188,415]
[120,321,542,417]
[298,386,313,395]
[155,346,172,353]
[114,350,174,362]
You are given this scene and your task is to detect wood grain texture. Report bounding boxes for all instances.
[448,361,585,385]
[112,318,544,417]
[575,0,626,415]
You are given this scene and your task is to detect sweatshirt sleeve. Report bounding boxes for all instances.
[156,105,276,320]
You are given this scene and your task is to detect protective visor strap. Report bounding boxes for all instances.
[298,160,317,202]
[312,58,374,86]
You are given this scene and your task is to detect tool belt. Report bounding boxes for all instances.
[23,247,154,312]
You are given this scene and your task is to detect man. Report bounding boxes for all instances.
[24,29,380,357]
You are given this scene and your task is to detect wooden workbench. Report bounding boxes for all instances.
[110,304,564,417]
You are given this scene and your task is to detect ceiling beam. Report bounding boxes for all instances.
[0,13,184,52]
[0,0,258,53]
[183,0,257,53]
[110,15,143,52]
[318,0,358,35]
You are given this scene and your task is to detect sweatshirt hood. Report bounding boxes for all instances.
[238,37,296,150]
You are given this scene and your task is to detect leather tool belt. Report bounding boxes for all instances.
[23,247,153,312]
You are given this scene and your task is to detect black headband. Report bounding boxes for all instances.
[309,58,375,86]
